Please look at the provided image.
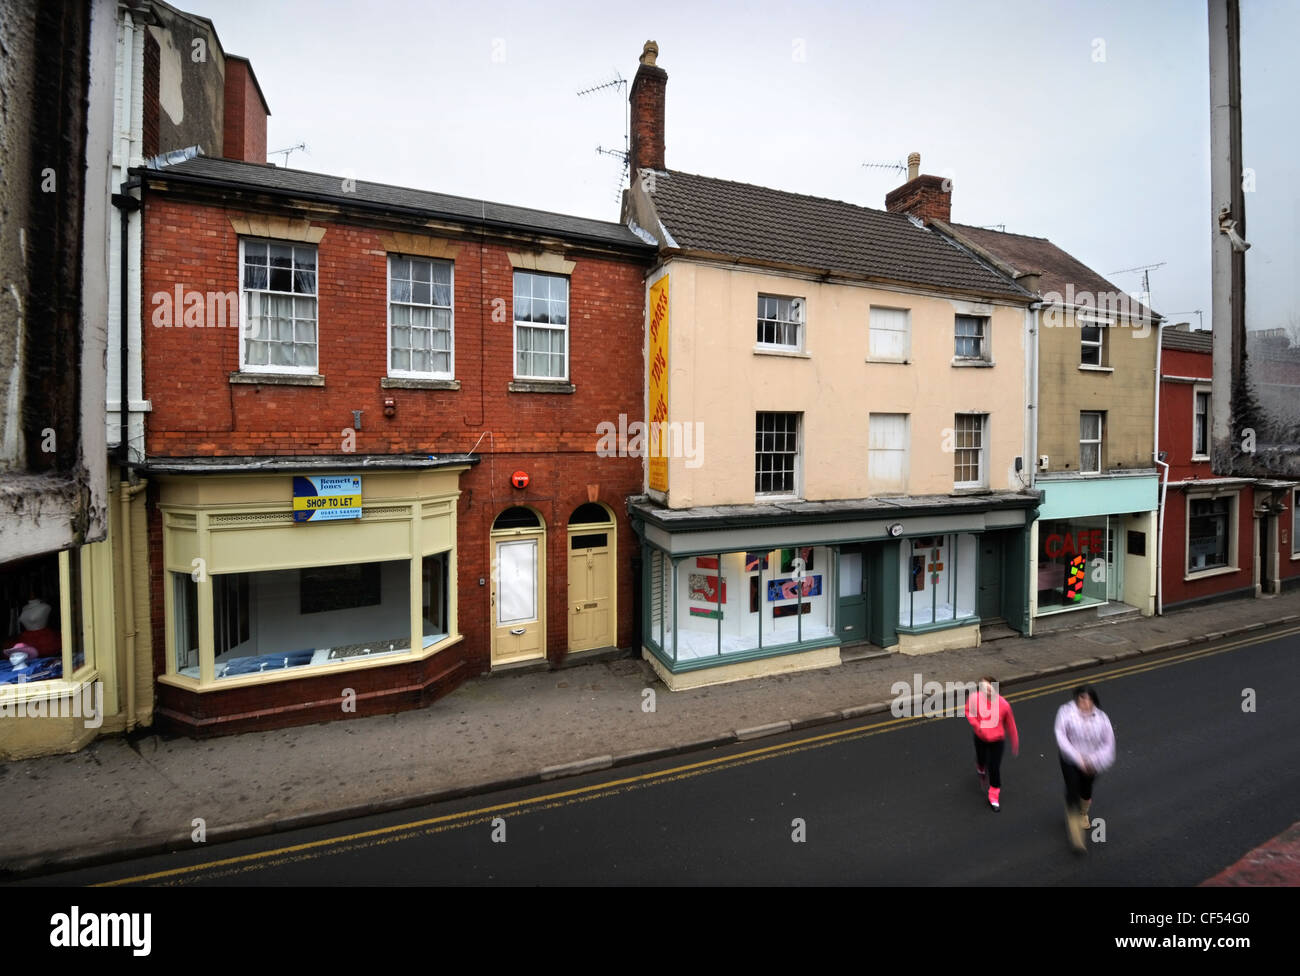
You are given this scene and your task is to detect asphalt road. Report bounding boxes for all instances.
[28,625,1300,885]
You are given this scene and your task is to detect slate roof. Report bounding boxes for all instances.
[643,169,1030,300]
[142,156,651,251]
[1162,329,1213,353]
[947,223,1160,321]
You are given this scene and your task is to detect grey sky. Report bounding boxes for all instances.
[179,0,1283,330]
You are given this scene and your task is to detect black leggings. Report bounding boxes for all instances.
[1059,755,1096,808]
[973,736,1005,789]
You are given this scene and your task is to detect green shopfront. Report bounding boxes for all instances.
[1030,472,1159,626]
[630,492,1039,690]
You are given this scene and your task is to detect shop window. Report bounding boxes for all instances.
[1294,489,1299,557]
[1038,518,1108,611]
[1080,411,1104,474]
[898,535,976,628]
[422,552,449,647]
[1,549,90,686]
[652,548,833,665]
[300,563,382,614]
[173,573,199,673]
[1188,496,1233,573]
[214,574,250,657]
[756,412,801,497]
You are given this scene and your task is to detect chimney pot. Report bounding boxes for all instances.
[640,40,659,66]
[907,152,920,181]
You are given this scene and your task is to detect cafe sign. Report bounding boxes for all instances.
[293,475,363,523]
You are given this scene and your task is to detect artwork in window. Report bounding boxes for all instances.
[767,575,822,601]
[779,547,814,573]
[744,552,769,572]
[749,576,761,613]
[696,556,719,569]
[688,574,725,604]
[773,603,812,619]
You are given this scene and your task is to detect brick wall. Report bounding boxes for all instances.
[140,196,650,731]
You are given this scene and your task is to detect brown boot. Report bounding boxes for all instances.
[1066,803,1085,853]
[1079,799,1093,835]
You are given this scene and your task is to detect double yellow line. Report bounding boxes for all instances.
[96,624,1299,886]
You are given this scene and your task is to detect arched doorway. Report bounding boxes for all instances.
[567,502,616,653]
[490,506,546,666]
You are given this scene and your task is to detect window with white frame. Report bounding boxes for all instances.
[389,256,453,378]
[1080,317,1109,366]
[756,412,801,497]
[868,307,910,362]
[514,271,569,380]
[868,413,909,491]
[1193,388,1211,458]
[240,240,318,372]
[1187,494,1235,572]
[756,295,804,350]
[1080,411,1104,473]
[954,314,989,360]
[953,414,987,488]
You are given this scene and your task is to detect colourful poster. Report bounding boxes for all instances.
[647,274,670,493]
[767,574,823,601]
[688,573,726,604]
[744,552,769,572]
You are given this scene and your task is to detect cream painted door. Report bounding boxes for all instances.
[491,535,544,665]
[568,527,614,652]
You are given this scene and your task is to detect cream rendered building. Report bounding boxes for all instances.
[620,47,1039,688]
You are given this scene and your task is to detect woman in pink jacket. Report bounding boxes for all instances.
[966,676,1019,811]
[1054,686,1116,852]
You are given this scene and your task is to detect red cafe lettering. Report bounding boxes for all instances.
[1043,529,1105,559]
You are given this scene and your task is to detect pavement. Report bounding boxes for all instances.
[2,588,1299,880]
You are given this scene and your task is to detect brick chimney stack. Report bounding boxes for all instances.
[222,56,270,164]
[629,40,667,185]
[885,151,951,224]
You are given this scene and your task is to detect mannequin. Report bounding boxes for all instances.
[4,594,60,658]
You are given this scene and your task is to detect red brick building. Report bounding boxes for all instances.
[135,155,653,734]
[1158,327,1299,610]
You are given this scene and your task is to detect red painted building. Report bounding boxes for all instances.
[135,155,653,734]
[1158,327,1299,610]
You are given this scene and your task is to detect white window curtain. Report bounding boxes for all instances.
[869,307,909,361]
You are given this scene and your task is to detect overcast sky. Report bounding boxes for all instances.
[179,0,1296,331]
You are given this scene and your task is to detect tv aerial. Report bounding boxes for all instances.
[578,72,629,200]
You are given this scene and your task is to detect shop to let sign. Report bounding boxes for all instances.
[293,476,363,522]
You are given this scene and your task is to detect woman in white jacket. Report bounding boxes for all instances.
[1054,686,1115,853]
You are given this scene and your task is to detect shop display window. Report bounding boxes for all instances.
[1038,517,1109,610]
[898,534,976,627]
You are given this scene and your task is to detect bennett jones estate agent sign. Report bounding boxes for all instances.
[292,476,363,522]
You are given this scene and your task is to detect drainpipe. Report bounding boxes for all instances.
[119,477,147,731]
[1153,318,1167,615]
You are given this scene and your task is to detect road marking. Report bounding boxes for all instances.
[96,623,1300,886]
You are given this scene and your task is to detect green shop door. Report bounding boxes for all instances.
[838,546,867,641]
[977,534,1004,620]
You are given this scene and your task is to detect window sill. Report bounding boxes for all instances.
[230,371,325,387]
[951,358,994,368]
[509,380,575,394]
[1190,454,1210,463]
[754,346,811,359]
[1078,364,1115,373]
[382,377,461,391]
[1184,565,1240,582]
[866,357,910,365]
[951,486,991,496]
[0,669,101,706]
[755,494,802,504]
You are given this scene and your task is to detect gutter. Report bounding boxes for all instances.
[132,167,655,258]
[1154,317,1168,615]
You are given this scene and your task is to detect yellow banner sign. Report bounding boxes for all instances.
[648,274,669,493]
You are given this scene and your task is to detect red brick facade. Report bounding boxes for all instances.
[140,189,650,735]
